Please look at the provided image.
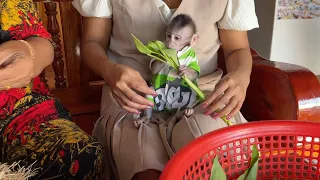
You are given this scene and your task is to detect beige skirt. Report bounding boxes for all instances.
[93,69,247,180]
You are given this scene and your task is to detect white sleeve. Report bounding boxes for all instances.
[72,0,112,18]
[217,0,259,31]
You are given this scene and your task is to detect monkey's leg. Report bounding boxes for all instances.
[143,107,153,120]
[143,94,155,120]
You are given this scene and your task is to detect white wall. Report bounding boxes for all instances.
[248,0,276,59]
[249,0,320,75]
[270,18,320,75]
[270,1,320,75]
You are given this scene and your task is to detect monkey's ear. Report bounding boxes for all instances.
[190,34,199,47]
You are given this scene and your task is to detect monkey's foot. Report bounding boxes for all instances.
[184,108,194,117]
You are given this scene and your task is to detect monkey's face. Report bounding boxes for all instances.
[166,26,198,51]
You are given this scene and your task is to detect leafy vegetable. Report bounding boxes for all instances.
[245,160,259,180]
[245,145,259,180]
[132,35,153,54]
[221,114,233,126]
[131,33,206,101]
[131,34,234,126]
[210,156,226,180]
[210,144,259,180]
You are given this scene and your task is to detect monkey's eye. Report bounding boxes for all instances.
[166,34,171,38]
[174,36,180,41]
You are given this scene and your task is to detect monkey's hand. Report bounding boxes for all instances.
[178,65,198,81]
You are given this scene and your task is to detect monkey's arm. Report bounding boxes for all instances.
[150,59,166,75]
[179,62,199,82]
[178,47,200,81]
[184,67,198,81]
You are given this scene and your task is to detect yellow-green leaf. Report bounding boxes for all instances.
[155,42,171,61]
[147,41,163,53]
[131,34,153,54]
[210,155,227,180]
[246,160,259,180]
[162,49,176,60]
[249,145,259,171]
[237,169,248,180]
[147,41,159,52]
[154,40,167,49]
[147,54,167,63]
[132,35,169,63]
[162,49,179,69]
[236,144,259,180]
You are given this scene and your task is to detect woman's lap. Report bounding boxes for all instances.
[0,87,103,179]
[3,118,103,179]
[95,85,247,180]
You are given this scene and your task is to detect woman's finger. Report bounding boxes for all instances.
[0,66,14,82]
[204,87,234,115]
[0,79,31,90]
[120,83,154,107]
[0,72,31,89]
[114,87,151,111]
[130,80,156,96]
[0,48,19,66]
[212,97,238,119]
[0,56,33,86]
[6,79,30,89]
[226,101,243,119]
[113,94,140,114]
[202,81,229,108]
[134,75,149,86]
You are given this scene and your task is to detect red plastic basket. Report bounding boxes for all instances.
[160,120,320,180]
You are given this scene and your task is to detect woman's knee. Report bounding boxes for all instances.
[46,120,104,178]
[70,138,104,179]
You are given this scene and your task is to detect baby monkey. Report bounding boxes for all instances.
[151,14,199,81]
[145,14,200,119]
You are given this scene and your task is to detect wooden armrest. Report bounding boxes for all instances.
[49,87,102,135]
[51,87,102,115]
[241,60,320,122]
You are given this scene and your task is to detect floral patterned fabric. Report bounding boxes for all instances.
[0,0,103,179]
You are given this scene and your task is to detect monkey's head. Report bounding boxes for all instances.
[166,14,199,51]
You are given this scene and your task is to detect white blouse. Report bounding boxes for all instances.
[72,0,259,31]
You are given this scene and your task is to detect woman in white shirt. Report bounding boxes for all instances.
[72,0,259,179]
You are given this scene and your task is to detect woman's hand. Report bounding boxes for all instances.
[0,40,37,90]
[202,72,250,119]
[81,18,154,114]
[105,63,157,114]
[204,29,253,120]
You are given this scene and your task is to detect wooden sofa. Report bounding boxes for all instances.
[34,1,320,135]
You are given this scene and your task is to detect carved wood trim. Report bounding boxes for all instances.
[59,2,82,88]
[44,2,66,88]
